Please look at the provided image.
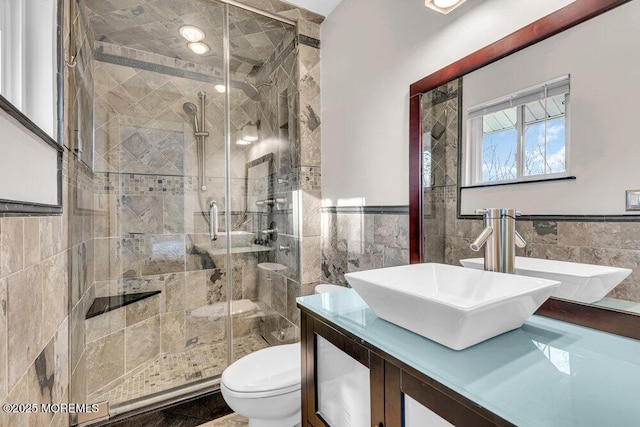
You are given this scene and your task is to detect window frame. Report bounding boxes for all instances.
[0,0,63,216]
[465,76,571,187]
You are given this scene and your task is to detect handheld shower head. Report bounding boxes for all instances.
[183,102,200,133]
[183,102,197,116]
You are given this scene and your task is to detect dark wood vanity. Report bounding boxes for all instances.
[298,289,640,427]
[300,308,514,427]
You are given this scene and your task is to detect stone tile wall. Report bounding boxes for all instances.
[0,216,70,427]
[85,58,269,396]
[234,0,324,321]
[321,211,410,286]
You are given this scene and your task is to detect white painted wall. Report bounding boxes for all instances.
[283,0,343,17]
[321,0,575,207]
[0,108,58,205]
[460,1,640,215]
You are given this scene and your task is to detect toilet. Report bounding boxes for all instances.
[220,284,346,427]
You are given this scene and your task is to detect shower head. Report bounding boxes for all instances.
[183,102,200,133]
[239,81,272,101]
[183,102,198,116]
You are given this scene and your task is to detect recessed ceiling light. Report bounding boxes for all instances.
[214,84,226,93]
[235,138,252,146]
[188,42,210,55]
[425,0,466,14]
[179,25,205,42]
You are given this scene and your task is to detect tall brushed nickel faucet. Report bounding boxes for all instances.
[470,208,527,273]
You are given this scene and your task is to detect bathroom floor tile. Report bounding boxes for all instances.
[197,413,248,427]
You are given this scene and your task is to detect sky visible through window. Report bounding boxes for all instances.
[482,117,565,182]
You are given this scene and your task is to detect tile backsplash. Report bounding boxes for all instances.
[321,210,410,286]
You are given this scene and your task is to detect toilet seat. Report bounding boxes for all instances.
[221,343,300,399]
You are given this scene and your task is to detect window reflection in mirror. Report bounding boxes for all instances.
[464,76,570,186]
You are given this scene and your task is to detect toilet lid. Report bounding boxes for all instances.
[222,343,301,394]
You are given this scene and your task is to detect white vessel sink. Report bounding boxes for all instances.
[460,257,631,304]
[344,263,559,350]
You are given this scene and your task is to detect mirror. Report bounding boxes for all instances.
[410,0,640,338]
[0,0,62,214]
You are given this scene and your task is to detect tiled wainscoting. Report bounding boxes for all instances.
[321,202,640,306]
[0,216,70,427]
[321,207,411,286]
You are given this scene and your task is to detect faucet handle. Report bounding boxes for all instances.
[474,208,489,215]
[515,210,523,217]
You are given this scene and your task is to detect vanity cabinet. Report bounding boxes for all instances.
[301,311,513,427]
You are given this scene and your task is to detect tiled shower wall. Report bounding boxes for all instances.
[81,2,324,400]
[85,57,276,396]
[249,36,303,342]
[421,81,640,303]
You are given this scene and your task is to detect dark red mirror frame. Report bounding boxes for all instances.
[408,0,640,341]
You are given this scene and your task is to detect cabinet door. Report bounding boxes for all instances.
[384,364,513,427]
[302,314,385,427]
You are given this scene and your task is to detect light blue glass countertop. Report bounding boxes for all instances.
[297,289,640,427]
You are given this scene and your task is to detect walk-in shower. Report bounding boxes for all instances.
[70,0,302,420]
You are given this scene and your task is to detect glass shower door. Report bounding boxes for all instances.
[82,0,230,410]
[72,0,301,418]
[226,3,301,364]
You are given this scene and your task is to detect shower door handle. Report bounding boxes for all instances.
[209,200,218,241]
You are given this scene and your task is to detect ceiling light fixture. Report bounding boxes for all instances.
[179,25,205,42]
[425,0,467,14]
[214,84,226,93]
[188,42,210,55]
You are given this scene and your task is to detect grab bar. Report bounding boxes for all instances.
[209,200,218,241]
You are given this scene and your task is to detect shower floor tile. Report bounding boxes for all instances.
[90,335,269,406]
